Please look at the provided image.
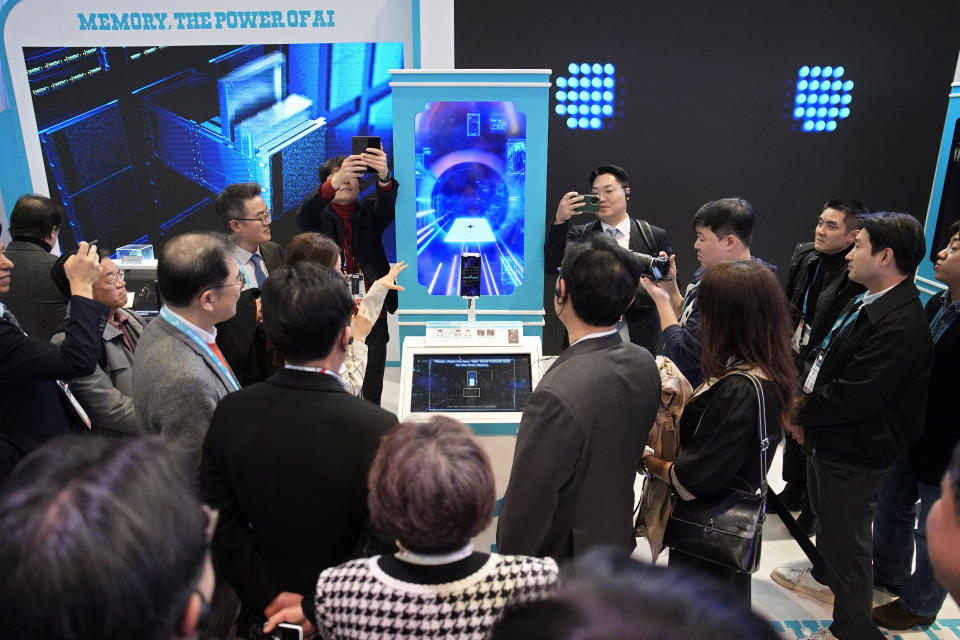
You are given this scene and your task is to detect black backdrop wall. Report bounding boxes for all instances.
[454,0,960,354]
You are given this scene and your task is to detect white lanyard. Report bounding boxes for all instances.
[284,364,346,390]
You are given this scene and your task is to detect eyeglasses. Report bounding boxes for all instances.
[203,270,244,294]
[236,211,272,225]
[591,187,624,198]
[99,269,125,287]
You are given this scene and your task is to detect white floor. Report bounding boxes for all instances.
[380,366,960,639]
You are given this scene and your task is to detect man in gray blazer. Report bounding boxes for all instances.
[498,234,661,560]
[133,232,242,469]
[0,194,68,339]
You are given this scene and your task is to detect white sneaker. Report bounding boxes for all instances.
[800,629,838,640]
[770,566,835,604]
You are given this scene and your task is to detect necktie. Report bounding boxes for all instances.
[606,228,620,243]
[249,254,267,287]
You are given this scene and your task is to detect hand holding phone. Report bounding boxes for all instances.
[351,136,382,174]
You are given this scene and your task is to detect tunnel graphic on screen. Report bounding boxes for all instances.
[414,101,526,296]
[409,354,532,412]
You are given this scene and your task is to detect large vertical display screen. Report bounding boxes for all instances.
[414,101,526,296]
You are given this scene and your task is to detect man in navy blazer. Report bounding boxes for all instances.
[498,234,660,560]
[200,262,397,637]
[0,231,106,483]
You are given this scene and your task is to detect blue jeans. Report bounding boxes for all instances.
[872,454,948,617]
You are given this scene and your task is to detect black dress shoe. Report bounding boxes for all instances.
[872,599,936,629]
[796,509,818,537]
[779,482,806,511]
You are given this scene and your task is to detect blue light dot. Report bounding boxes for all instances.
[603,77,614,88]
[566,104,577,115]
[589,77,599,88]
[604,63,615,74]
[807,93,817,103]
[603,91,614,102]
[815,120,826,131]
[592,63,602,74]
[811,66,822,77]
[799,66,810,77]
[591,91,601,101]
[556,77,567,88]
[830,94,840,105]
[818,94,829,104]
[834,66,845,78]
[817,107,827,118]
[798,80,809,91]
[567,117,578,128]
[796,94,807,104]
[578,104,589,115]
[793,107,805,118]
[590,104,601,115]
[579,90,590,101]
[823,66,834,77]
[832,80,842,91]
[578,116,589,127]
[590,117,602,129]
[803,120,815,131]
[568,63,579,75]
[841,94,852,105]
[602,104,613,116]
[580,63,591,74]
[828,107,839,118]
[843,80,854,91]
[555,104,566,115]
[810,80,820,91]
[826,120,837,131]
[568,92,578,103]
[556,91,567,102]
[805,107,816,118]
[839,107,850,118]
[570,77,581,88]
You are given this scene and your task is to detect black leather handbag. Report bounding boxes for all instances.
[663,372,770,574]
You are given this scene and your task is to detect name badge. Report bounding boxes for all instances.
[791,320,804,353]
[803,352,824,394]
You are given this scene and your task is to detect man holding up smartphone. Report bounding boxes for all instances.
[546,165,672,354]
[296,141,397,405]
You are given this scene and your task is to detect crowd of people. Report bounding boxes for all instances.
[0,152,958,640]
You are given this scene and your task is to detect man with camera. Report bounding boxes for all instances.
[296,142,396,405]
[546,165,672,354]
[498,234,661,560]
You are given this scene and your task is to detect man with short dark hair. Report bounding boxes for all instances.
[772,213,934,640]
[0,194,68,339]
[498,234,660,560]
[928,442,960,606]
[200,262,397,637]
[132,232,242,469]
[296,145,397,404]
[871,220,960,629]
[213,182,284,385]
[0,435,212,640]
[546,164,672,354]
[641,197,773,387]
[780,199,868,532]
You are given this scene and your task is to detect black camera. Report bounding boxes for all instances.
[630,251,670,281]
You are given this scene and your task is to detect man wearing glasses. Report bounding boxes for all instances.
[214,183,284,385]
[546,165,672,354]
[133,232,242,471]
[50,248,144,437]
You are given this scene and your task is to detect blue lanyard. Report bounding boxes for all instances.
[819,293,866,352]
[159,307,240,391]
[801,262,821,319]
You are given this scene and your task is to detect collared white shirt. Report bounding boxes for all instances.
[233,244,267,290]
[600,217,631,249]
[568,326,619,348]
[861,282,898,306]
[164,307,217,342]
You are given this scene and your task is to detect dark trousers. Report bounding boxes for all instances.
[808,457,888,639]
[361,315,388,405]
[782,435,807,485]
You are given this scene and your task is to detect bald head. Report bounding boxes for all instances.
[157,232,233,307]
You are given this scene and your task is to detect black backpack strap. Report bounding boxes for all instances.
[637,219,658,254]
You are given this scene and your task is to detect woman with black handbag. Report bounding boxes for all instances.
[641,259,795,601]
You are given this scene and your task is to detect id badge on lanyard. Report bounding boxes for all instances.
[803,352,824,393]
[791,320,812,353]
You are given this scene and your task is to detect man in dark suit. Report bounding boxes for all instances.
[213,182,284,385]
[498,234,661,560]
[0,194,69,339]
[0,232,106,482]
[296,146,397,405]
[200,261,397,638]
[871,220,960,630]
[546,164,672,354]
[772,213,934,640]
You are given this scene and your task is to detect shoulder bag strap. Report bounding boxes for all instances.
[730,371,768,496]
[637,219,658,254]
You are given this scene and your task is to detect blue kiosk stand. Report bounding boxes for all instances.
[389,69,552,549]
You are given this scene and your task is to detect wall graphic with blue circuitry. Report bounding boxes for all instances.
[21,42,402,253]
[414,101,526,296]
